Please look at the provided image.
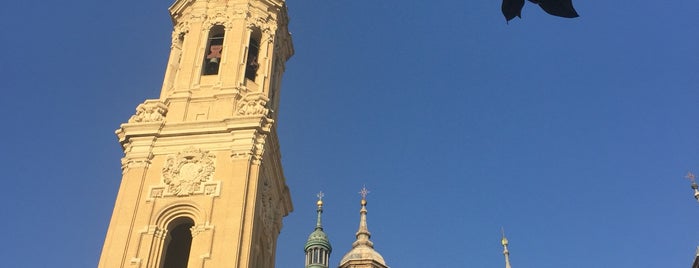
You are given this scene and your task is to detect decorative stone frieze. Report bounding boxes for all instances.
[128,100,168,123]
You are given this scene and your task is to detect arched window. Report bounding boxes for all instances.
[161,217,194,268]
[245,29,262,81]
[202,26,225,75]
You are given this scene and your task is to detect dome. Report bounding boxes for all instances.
[339,244,386,266]
[305,228,332,251]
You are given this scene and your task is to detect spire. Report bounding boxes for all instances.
[339,186,388,268]
[305,192,331,268]
[353,186,374,248]
[501,228,512,268]
[316,191,324,229]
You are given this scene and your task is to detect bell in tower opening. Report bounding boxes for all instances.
[203,25,225,75]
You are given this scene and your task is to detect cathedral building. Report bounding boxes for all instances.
[98,0,390,267]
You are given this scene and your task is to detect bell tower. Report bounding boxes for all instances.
[98,0,294,267]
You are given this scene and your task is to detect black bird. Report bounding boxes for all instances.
[502,0,579,22]
[502,0,525,22]
[529,0,579,18]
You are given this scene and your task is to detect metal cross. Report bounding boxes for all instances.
[359,186,370,199]
[686,172,696,182]
[317,191,324,201]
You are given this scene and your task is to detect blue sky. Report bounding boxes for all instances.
[1,0,698,267]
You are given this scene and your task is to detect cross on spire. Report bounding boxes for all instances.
[359,186,370,200]
[317,191,325,201]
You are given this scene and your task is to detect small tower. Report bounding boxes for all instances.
[338,187,389,268]
[305,192,332,268]
[501,228,512,268]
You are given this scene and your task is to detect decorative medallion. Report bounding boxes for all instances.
[161,147,216,197]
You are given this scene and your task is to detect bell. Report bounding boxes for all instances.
[209,57,219,64]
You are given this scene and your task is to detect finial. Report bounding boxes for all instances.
[359,186,369,206]
[687,172,699,202]
[352,186,374,248]
[501,227,509,246]
[317,191,325,207]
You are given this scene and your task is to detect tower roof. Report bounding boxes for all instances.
[305,192,332,252]
[339,187,388,268]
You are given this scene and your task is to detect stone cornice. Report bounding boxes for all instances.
[118,115,273,143]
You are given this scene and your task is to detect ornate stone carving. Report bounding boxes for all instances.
[246,6,277,33]
[128,101,168,123]
[236,93,269,116]
[204,10,234,30]
[251,132,267,164]
[161,148,216,197]
[260,117,274,133]
[229,131,268,164]
[171,22,190,47]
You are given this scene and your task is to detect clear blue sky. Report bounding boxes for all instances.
[1,0,698,267]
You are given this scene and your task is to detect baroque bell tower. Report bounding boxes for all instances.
[98,0,294,267]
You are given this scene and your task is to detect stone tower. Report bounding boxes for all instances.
[98,0,294,267]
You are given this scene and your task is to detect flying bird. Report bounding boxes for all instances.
[502,0,525,22]
[502,0,579,22]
